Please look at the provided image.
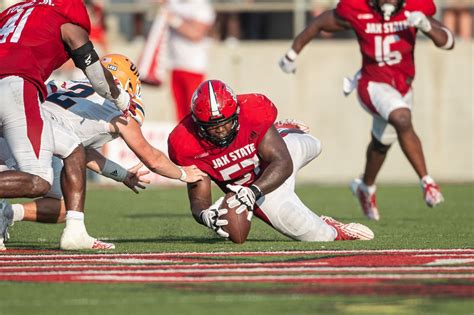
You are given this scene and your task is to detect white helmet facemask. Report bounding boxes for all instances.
[381,3,396,21]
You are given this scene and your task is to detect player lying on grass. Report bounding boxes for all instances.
[168,80,374,243]
[0,54,206,250]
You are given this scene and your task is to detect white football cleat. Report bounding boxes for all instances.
[0,199,13,242]
[420,177,444,208]
[274,119,310,133]
[60,229,115,250]
[350,178,380,221]
[321,216,374,241]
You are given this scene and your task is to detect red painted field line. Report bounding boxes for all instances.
[0,263,472,273]
[1,257,473,266]
[1,249,473,260]
[1,265,473,276]
[73,273,474,283]
[1,273,472,283]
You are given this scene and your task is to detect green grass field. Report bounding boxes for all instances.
[1,183,473,315]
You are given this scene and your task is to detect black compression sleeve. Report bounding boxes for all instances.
[69,41,99,70]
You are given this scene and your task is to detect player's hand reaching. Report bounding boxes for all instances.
[279,49,298,74]
[179,165,207,183]
[226,184,262,216]
[199,197,229,238]
[405,11,432,33]
[122,162,151,193]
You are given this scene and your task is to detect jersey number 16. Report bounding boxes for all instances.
[375,35,402,67]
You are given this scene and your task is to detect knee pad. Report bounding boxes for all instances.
[371,134,392,154]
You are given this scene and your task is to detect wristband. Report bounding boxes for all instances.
[100,160,127,182]
[285,49,298,61]
[178,166,187,182]
[440,27,454,50]
[69,41,99,70]
[249,184,263,200]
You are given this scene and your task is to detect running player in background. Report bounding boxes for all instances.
[279,0,454,220]
[168,80,374,242]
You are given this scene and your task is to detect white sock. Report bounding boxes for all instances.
[65,210,84,221]
[65,211,87,232]
[360,181,376,194]
[421,175,434,184]
[12,204,24,222]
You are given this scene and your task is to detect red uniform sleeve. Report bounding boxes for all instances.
[168,131,187,166]
[405,0,436,17]
[418,0,436,17]
[240,94,278,145]
[335,0,357,24]
[53,0,91,34]
[167,119,199,167]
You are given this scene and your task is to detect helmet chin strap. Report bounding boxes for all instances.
[381,3,395,21]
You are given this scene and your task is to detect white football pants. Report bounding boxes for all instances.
[358,81,413,145]
[255,132,336,242]
[0,76,54,184]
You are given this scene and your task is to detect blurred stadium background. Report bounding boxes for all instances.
[2,0,472,185]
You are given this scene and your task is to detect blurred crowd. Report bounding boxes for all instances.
[71,0,472,42]
[1,0,471,122]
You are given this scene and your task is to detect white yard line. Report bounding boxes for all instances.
[0,266,473,276]
[1,248,473,260]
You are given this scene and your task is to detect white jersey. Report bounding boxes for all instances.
[43,80,121,150]
[168,0,215,73]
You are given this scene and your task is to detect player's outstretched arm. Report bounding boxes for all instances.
[405,12,455,50]
[279,10,350,73]
[61,23,133,115]
[111,118,206,183]
[85,148,150,193]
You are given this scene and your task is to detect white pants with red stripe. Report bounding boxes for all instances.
[0,121,81,199]
[0,76,54,184]
[255,133,336,242]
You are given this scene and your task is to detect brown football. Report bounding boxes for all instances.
[220,192,252,244]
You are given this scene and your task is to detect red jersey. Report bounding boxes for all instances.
[336,0,436,94]
[0,0,91,99]
[168,94,278,191]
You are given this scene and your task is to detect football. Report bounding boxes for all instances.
[220,192,252,244]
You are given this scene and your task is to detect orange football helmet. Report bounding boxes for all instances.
[101,54,145,125]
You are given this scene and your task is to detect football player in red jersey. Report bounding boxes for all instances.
[168,80,374,242]
[0,0,136,249]
[279,0,454,221]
